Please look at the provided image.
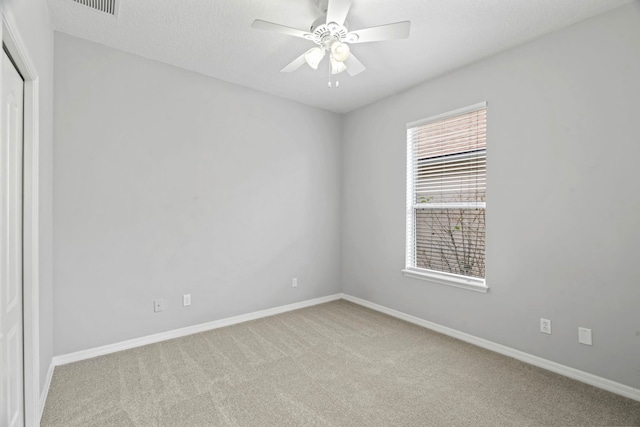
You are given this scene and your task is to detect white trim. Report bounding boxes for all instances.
[402,268,488,293]
[341,294,640,402]
[406,101,487,129]
[1,6,42,427]
[414,202,486,210]
[405,120,416,273]
[39,361,54,421]
[53,294,343,366]
[48,293,640,405]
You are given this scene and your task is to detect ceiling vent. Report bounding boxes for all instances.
[72,0,118,16]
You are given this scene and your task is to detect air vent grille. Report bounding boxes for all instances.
[72,0,117,15]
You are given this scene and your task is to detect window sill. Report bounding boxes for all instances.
[402,268,489,293]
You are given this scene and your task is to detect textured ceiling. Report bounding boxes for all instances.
[48,0,633,113]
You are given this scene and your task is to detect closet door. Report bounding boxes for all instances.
[0,47,25,427]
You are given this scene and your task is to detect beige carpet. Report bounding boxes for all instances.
[41,300,640,426]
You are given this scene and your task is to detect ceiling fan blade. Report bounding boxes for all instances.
[280,52,308,73]
[345,53,365,76]
[326,0,351,26]
[346,21,411,44]
[251,19,311,39]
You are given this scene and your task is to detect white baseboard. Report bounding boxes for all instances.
[39,360,55,422]
[49,292,639,404]
[53,294,342,366]
[342,293,640,402]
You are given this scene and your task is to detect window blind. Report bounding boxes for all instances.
[406,103,487,280]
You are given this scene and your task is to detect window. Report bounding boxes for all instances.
[403,102,487,292]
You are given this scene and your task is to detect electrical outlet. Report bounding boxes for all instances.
[578,327,592,345]
[292,277,298,288]
[154,299,164,313]
[540,318,551,334]
[183,294,191,307]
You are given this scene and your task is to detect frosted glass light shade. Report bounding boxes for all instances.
[330,42,350,62]
[330,56,347,75]
[304,47,325,69]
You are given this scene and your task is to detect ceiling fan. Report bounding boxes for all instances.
[251,0,410,84]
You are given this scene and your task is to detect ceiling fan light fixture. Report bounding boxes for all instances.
[252,0,412,78]
[330,42,350,62]
[304,47,325,69]
[330,56,347,74]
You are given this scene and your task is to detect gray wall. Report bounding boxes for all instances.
[341,2,640,389]
[6,0,55,397]
[53,33,342,355]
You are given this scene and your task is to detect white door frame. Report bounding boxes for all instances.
[0,6,41,427]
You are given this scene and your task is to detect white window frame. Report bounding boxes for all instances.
[402,102,488,293]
